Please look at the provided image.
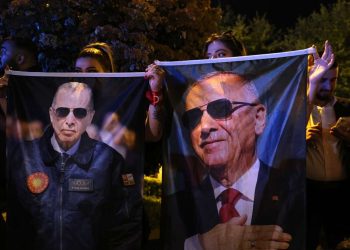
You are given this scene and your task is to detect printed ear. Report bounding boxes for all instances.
[49,107,54,123]
[255,104,266,135]
[88,110,95,124]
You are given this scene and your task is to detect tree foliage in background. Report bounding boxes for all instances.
[225,14,281,55]
[221,0,350,97]
[0,0,221,175]
[0,0,221,72]
[1,0,349,94]
[219,6,281,55]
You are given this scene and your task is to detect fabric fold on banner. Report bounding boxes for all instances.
[158,49,309,250]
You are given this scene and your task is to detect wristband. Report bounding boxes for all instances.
[145,90,162,106]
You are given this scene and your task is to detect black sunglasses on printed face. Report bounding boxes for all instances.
[52,107,89,119]
[182,98,258,130]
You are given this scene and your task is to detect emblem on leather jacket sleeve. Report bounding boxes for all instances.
[27,172,49,194]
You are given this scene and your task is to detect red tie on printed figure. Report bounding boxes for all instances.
[219,188,241,223]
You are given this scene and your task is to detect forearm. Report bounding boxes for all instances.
[144,63,165,142]
[145,104,163,142]
[306,80,317,123]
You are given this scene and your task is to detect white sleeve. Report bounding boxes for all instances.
[184,234,203,250]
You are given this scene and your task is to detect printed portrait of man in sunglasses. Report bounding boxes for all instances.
[166,71,305,250]
[6,82,142,250]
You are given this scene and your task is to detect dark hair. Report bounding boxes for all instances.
[3,36,38,60]
[77,42,115,72]
[203,31,247,57]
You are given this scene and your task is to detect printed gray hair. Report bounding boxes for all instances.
[52,82,94,110]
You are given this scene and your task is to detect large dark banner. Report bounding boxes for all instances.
[6,72,147,250]
[159,49,311,250]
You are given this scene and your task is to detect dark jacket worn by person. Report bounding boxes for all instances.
[7,126,142,250]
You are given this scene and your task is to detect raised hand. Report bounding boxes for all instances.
[145,63,165,91]
[309,41,335,85]
[308,41,335,105]
[306,123,322,142]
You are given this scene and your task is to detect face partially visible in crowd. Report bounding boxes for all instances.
[206,40,234,59]
[0,40,18,70]
[184,73,266,180]
[315,67,338,103]
[49,86,95,150]
[75,57,105,73]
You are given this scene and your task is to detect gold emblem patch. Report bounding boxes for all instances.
[27,172,49,194]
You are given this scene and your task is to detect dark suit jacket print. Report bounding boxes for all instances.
[163,160,305,250]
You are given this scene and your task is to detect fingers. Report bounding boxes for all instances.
[227,214,248,225]
[328,53,335,67]
[309,41,335,78]
[246,229,292,242]
[145,63,164,74]
[244,225,292,241]
[321,40,330,60]
[145,64,163,79]
[315,122,321,128]
[4,65,10,72]
[308,122,321,129]
[243,239,290,249]
[145,63,156,72]
[312,44,320,61]
[145,63,165,91]
[244,224,282,234]
[307,127,321,134]
[306,123,322,141]
[321,40,335,67]
[0,76,9,87]
[242,225,291,250]
[200,223,292,250]
[0,65,10,87]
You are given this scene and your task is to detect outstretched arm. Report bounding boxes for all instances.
[307,40,335,120]
[144,63,165,142]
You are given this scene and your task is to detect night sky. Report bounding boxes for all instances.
[213,0,338,28]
